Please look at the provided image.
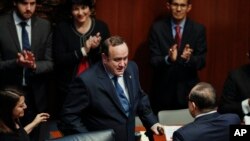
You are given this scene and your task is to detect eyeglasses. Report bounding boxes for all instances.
[171,3,188,9]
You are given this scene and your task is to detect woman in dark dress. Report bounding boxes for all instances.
[0,87,49,141]
[53,0,110,112]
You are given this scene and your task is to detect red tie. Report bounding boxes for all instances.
[76,58,89,76]
[175,25,182,48]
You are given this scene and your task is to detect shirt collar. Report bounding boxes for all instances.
[171,18,186,29]
[102,63,123,79]
[195,110,217,119]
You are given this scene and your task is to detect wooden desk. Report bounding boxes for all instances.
[50,127,166,141]
[135,126,166,141]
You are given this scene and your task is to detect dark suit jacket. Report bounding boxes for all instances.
[172,112,241,141]
[0,12,53,112]
[149,17,207,111]
[218,64,250,120]
[59,61,158,141]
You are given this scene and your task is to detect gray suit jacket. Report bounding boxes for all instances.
[0,12,53,112]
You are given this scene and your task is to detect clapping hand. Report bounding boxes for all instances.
[181,44,193,61]
[17,50,36,69]
[85,32,102,53]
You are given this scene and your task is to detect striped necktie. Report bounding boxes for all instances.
[113,76,130,116]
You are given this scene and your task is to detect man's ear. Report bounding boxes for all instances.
[102,53,108,63]
[166,2,171,10]
[190,101,196,111]
[187,4,192,12]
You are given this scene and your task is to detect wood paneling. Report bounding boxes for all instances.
[95,0,250,97]
[2,0,248,97]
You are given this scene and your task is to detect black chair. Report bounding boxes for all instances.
[45,129,115,141]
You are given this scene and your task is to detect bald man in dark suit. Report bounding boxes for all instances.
[173,82,240,141]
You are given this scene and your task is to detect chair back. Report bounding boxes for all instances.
[158,108,194,125]
[135,116,143,126]
[45,129,115,141]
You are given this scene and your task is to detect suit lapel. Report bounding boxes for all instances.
[96,63,128,117]
[8,14,21,52]
[181,18,192,50]
[165,18,175,45]
[124,70,134,109]
[31,17,38,52]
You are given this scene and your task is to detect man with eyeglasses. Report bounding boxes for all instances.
[148,0,207,113]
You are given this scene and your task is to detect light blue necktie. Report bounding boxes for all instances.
[20,22,30,50]
[113,76,130,116]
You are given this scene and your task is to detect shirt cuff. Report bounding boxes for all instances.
[81,47,88,57]
[165,55,171,64]
[242,99,250,114]
[244,115,250,124]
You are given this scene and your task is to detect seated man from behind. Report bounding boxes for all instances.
[172,82,241,141]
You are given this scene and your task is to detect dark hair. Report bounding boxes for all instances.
[0,87,24,133]
[66,0,94,15]
[189,82,217,112]
[67,0,93,8]
[101,36,125,57]
[168,0,191,4]
[13,0,36,3]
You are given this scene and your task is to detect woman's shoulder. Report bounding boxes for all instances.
[0,126,30,141]
[91,18,110,36]
[93,18,109,28]
[56,19,72,27]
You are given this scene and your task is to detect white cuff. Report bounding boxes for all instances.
[81,47,88,57]
[165,55,170,64]
[244,115,250,125]
[242,99,250,114]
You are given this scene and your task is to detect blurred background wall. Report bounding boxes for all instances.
[1,0,249,100]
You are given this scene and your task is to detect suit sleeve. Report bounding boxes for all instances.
[181,25,207,70]
[218,72,245,119]
[59,77,89,134]
[137,89,158,128]
[131,62,158,128]
[173,131,184,141]
[148,23,171,68]
[33,20,53,74]
[53,23,84,68]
